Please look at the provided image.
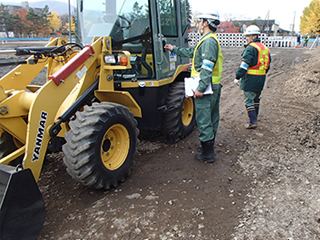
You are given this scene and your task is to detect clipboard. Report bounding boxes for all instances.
[184,76,213,97]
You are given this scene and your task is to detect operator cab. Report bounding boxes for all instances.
[75,0,189,81]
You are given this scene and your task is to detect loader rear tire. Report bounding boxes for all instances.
[62,102,139,190]
[162,81,195,143]
[0,131,24,166]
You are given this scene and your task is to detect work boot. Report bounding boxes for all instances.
[195,140,214,163]
[197,143,202,152]
[197,136,216,155]
[254,102,260,120]
[245,106,257,129]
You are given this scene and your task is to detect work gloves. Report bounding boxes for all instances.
[234,79,240,86]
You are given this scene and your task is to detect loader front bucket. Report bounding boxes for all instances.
[0,164,45,240]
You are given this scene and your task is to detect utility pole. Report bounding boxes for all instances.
[68,0,71,42]
[264,10,270,36]
[292,11,296,35]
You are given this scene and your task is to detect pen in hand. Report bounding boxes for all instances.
[192,89,204,98]
[191,89,197,98]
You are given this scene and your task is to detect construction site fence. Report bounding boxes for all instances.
[188,33,300,48]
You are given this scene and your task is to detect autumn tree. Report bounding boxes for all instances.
[59,13,76,36]
[65,16,75,34]
[58,13,69,35]
[48,11,62,34]
[300,0,320,34]
[186,0,192,29]
[39,5,51,35]
[13,8,30,35]
[0,3,62,36]
[0,4,15,37]
[12,14,24,35]
[26,5,51,35]
[233,21,241,30]
[26,8,40,34]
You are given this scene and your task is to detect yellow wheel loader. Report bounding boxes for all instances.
[0,0,195,238]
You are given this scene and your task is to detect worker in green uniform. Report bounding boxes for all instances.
[234,25,271,129]
[164,12,223,163]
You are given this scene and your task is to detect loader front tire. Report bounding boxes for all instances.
[62,102,139,190]
[162,81,195,143]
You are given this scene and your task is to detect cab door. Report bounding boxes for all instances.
[154,0,189,80]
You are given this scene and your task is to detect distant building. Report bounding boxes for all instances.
[232,19,281,36]
[3,1,43,14]
[214,19,294,36]
[217,22,240,33]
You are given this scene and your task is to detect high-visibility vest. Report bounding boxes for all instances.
[247,42,270,76]
[191,33,223,84]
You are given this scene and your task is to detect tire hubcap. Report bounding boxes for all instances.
[182,97,194,126]
[101,124,129,170]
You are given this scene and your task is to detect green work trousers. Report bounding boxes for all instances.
[194,84,222,142]
[244,91,261,107]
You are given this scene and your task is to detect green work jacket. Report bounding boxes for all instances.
[171,31,221,93]
[236,38,272,92]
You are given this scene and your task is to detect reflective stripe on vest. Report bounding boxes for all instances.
[247,42,270,76]
[191,33,223,84]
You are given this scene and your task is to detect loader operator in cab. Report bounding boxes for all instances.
[234,25,271,129]
[164,11,223,163]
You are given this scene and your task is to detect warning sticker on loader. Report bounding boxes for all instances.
[76,64,88,79]
[169,52,177,62]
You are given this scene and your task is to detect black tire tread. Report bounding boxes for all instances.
[63,102,139,190]
[162,81,195,141]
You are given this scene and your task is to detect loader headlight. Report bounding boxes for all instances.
[104,54,117,64]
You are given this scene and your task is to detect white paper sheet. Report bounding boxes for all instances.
[184,76,213,97]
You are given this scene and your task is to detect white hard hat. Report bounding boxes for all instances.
[197,11,220,26]
[243,25,261,36]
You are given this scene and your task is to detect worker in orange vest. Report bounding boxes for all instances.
[234,25,271,129]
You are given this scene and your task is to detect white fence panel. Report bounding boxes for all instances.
[188,33,295,48]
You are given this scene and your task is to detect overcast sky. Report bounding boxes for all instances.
[189,0,312,32]
[1,0,312,32]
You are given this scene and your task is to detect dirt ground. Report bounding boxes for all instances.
[0,41,319,239]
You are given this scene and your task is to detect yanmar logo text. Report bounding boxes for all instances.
[32,111,48,162]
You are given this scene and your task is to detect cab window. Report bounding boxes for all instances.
[159,0,177,36]
[180,0,188,34]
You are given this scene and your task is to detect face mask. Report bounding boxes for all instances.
[198,20,205,35]
[199,26,204,35]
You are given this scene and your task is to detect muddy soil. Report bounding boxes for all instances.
[0,41,319,239]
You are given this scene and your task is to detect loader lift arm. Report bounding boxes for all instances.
[49,79,99,137]
[0,38,98,240]
[0,43,83,66]
[23,44,96,181]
